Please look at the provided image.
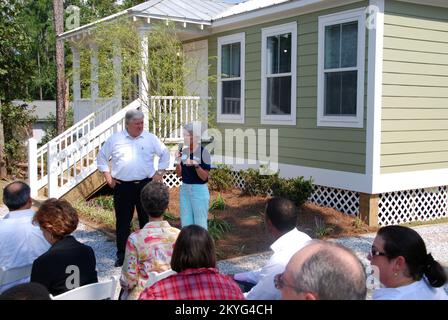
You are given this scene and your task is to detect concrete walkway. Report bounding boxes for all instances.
[1,204,447,298]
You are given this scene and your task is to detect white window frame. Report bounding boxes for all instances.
[261,22,297,126]
[217,32,245,124]
[317,8,366,128]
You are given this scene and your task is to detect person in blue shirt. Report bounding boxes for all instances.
[175,122,211,230]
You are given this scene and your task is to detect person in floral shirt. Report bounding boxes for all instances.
[120,182,180,300]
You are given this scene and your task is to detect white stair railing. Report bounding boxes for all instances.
[27,96,202,199]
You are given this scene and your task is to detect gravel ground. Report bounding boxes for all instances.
[2,204,447,299]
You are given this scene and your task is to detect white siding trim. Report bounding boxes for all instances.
[317,8,366,128]
[366,0,384,193]
[376,169,448,193]
[217,32,245,124]
[260,22,297,126]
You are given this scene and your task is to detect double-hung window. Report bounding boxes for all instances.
[261,22,297,125]
[217,33,245,123]
[317,9,365,127]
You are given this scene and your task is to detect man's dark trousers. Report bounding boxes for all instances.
[113,178,152,262]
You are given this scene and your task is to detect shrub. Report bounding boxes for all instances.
[270,176,314,208]
[239,168,278,196]
[209,164,234,192]
[91,195,114,211]
[209,193,226,211]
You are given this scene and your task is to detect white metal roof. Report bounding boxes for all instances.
[213,0,291,19]
[129,0,235,23]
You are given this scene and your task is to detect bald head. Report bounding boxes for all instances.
[281,240,367,300]
[3,181,31,211]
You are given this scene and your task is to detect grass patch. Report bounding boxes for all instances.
[73,200,115,230]
[210,193,226,211]
[314,217,334,238]
[208,215,232,241]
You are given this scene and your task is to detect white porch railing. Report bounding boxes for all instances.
[150,96,201,143]
[28,96,202,199]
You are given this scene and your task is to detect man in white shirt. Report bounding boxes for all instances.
[97,109,170,267]
[0,181,50,293]
[234,197,312,300]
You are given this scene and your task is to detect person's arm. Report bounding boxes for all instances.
[153,137,170,182]
[120,238,138,291]
[245,259,284,300]
[175,153,182,177]
[97,138,118,188]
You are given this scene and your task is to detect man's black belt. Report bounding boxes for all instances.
[115,177,152,184]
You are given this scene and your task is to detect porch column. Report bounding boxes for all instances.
[113,42,122,108]
[139,28,150,131]
[90,43,99,103]
[359,193,379,227]
[71,46,81,122]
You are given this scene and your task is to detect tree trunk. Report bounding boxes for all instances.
[37,49,43,100]
[0,101,7,178]
[53,0,65,134]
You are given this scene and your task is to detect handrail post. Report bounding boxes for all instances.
[47,140,59,198]
[27,138,38,198]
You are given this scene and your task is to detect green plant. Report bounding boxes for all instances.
[314,217,334,238]
[91,195,115,211]
[73,200,115,229]
[239,168,278,196]
[208,215,232,240]
[352,217,364,230]
[271,176,314,208]
[209,164,234,192]
[209,193,226,211]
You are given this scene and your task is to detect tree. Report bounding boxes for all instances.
[53,0,66,133]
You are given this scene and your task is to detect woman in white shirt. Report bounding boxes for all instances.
[369,225,447,300]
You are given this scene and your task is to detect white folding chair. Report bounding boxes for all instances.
[50,276,119,300]
[145,269,176,288]
[0,265,33,288]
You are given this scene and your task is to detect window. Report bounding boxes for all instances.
[261,22,297,125]
[217,33,245,123]
[317,9,365,127]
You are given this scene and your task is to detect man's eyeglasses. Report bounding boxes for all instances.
[369,247,388,257]
[274,272,297,291]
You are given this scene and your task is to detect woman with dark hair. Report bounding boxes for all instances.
[138,225,244,300]
[30,199,98,296]
[120,182,180,300]
[369,225,447,300]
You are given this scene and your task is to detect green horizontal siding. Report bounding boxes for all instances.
[209,1,368,174]
[381,0,448,174]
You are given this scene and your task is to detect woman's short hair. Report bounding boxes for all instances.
[170,225,216,272]
[140,181,169,218]
[183,122,203,140]
[378,225,447,287]
[33,198,79,240]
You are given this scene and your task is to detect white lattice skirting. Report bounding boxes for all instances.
[163,170,448,226]
[378,186,448,226]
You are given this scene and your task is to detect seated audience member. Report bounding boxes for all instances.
[138,225,244,300]
[234,197,311,299]
[369,225,447,300]
[0,283,51,300]
[120,182,180,300]
[30,199,98,296]
[0,181,50,293]
[278,240,367,300]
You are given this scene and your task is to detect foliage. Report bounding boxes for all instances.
[92,195,114,211]
[0,102,36,174]
[208,215,232,241]
[270,176,314,208]
[73,199,115,229]
[163,211,177,221]
[209,193,226,211]
[239,168,278,196]
[209,164,234,192]
[314,217,334,238]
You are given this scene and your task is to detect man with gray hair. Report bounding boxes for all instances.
[97,109,170,267]
[276,240,367,300]
[0,181,50,293]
